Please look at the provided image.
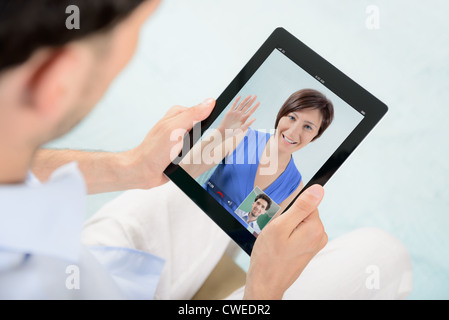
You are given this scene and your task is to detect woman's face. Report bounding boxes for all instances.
[276,108,323,155]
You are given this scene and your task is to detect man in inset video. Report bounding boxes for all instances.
[235,193,272,234]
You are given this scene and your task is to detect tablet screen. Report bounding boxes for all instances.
[177,47,365,237]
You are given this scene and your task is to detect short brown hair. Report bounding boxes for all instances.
[274,89,334,141]
[254,193,272,211]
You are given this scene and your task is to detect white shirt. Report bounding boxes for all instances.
[0,162,164,299]
[234,208,262,234]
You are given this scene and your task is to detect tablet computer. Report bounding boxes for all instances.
[164,27,388,255]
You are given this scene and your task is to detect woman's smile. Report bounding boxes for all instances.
[281,133,298,145]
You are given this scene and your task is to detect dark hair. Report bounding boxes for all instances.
[254,193,272,211]
[0,0,147,73]
[274,89,334,141]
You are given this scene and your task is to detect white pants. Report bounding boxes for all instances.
[83,181,413,300]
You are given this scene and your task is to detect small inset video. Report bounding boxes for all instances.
[234,186,280,236]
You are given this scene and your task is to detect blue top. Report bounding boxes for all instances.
[204,128,302,226]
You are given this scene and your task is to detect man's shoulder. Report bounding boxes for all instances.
[234,208,248,219]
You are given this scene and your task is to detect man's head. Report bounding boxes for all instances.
[249,193,272,221]
[0,0,160,182]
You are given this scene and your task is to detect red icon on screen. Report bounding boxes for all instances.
[217,191,224,198]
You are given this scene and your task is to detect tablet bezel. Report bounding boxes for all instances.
[164,27,388,255]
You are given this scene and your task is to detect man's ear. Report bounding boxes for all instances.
[25,45,91,122]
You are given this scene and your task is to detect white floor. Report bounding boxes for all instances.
[47,0,449,299]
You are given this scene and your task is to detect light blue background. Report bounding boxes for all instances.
[47,0,449,299]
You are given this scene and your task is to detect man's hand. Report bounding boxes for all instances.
[244,184,328,300]
[127,98,216,189]
[32,98,215,194]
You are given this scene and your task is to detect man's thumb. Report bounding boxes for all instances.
[282,184,324,228]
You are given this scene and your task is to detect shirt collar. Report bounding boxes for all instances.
[242,211,259,227]
[240,211,250,222]
[240,211,255,224]
[0,162,87,262]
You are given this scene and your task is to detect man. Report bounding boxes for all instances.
[0,0,412,300]
[235,193,272,234]
[0,0,327,299]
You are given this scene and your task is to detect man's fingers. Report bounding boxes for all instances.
[280,184,324,232]
[172,98,216,130]
[164,105,188,118]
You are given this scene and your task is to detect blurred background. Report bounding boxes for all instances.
[47,0,449,299]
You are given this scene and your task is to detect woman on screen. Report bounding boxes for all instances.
[181,88,334,218]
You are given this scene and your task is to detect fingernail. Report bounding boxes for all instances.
[201,98,215,108]
[306,184,324,201]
